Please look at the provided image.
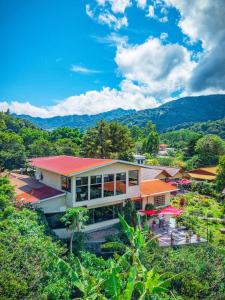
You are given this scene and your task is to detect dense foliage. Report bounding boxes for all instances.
[165,117,225,139]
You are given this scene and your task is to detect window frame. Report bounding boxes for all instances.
[61,176,71,192]
[128,170,139,186]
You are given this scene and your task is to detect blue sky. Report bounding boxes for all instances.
[0,0,224,117]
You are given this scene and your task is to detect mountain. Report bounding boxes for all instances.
[163,118,225,139]
[14,94,225,132]
[14,108,135,131]
[117,94,225,132]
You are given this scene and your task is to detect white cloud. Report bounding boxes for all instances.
[92,33,129,47]
[110,0,132,13]
[0,88,158,117]
[115,37,196,99]
[160,32,168,40]
[136,0,147,9]
[85,4,94,18]
[71,65,101,74]
[163,0,225,92]
[146,5,155,18]
[98,12,128,30]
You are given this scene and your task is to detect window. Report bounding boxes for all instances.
[61,176,71,192]
[116,172,126,195]
[86,203,123,225]
[103,174,115,197]
[129,170,139,186]
[134,199,142,210]
[76,176,88,202]
[45,212,65,229]
[154,195,165,207]
[90,175,102,200]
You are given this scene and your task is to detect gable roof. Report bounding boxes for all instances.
[141,168,171,180]
[144,165,183,177]
[29,155,141,176]
[189,166,218,176]
[141,179,178,197]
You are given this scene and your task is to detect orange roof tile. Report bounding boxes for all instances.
[141,179,178,197]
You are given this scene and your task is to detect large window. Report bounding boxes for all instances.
[86,203,123,225]
[154,195,165,207]
[128,170,139,186]
[76,176,88,202]
[104,174,115,197]
[90,175,102,200]
[61,176,71,192]
[45,212,65,229]
[116,172,126,195]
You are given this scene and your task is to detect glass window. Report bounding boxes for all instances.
[103,174,115,197]
[154,195,165,207]
[116,172,126,195]
[61,176,71,192]
[86,203,124,225]
[90,175,102,200]
[76,176,88,202]
[45,212,65,229]
[129,170,139,186]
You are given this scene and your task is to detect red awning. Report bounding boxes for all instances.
[159,205,182,216]
[177,179,192,185]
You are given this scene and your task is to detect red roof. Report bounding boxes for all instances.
[141,179,178,197]
[29,156,113,176]
[16,185,64,204]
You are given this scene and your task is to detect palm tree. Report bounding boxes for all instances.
[61,207,88,255]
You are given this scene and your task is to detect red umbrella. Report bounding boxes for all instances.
[139,209,158,216]
[159,205,182,216]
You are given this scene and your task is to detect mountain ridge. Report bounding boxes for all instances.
[14,94,225,132]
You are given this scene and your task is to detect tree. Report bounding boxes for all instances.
[216,155,225,192]
[19,127,48,148]
[50,127,83,145]
[195,134,225,166]
[55,138,80,156]
[28,139,56,157]
[142,122,159,154]
[0,131,26,170]
[82,120,134,160]
[61,207,88,255]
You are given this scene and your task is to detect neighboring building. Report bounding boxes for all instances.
[14,155,143,238]
[140,179,178,209]
[158,144,175,156]
[187,166,218,181]
[144,165,184,180]
[133,154,146,165]
[140,167,171,181]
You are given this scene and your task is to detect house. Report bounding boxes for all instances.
[13,155,143,238]
[140,167,171,181]
[140,179,178,209]
[133,154,146,165]
[187,166,218,181]
[143,165,184,180]
[158,144,175,156]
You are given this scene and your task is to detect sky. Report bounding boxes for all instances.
[0,0,225,117]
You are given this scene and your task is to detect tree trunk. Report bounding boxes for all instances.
[70,230,75,255]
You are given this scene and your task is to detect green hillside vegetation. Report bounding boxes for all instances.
[164,118,225,139]
[1,177,225,299]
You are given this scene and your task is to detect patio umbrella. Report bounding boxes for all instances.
[140,209,158,216]
[159,205,182,216]
[177,179,191,185]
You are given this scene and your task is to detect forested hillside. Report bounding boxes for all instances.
[118,94,225,132]
[15,108,135,130]
[14,94,225,131]
[164,118,225,139]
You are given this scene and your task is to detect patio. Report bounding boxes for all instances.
[151,218,207,247]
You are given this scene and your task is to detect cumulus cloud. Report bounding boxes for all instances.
[71,65,101,74]
[115,37,196,99]
[0,88,158,117]
[163,0,225,93]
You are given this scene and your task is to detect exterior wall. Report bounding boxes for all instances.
[170,172,183,180]
[53,219,119,239]
[72,162,141,208]
[142,192,171,210]
[34,195,67,213]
